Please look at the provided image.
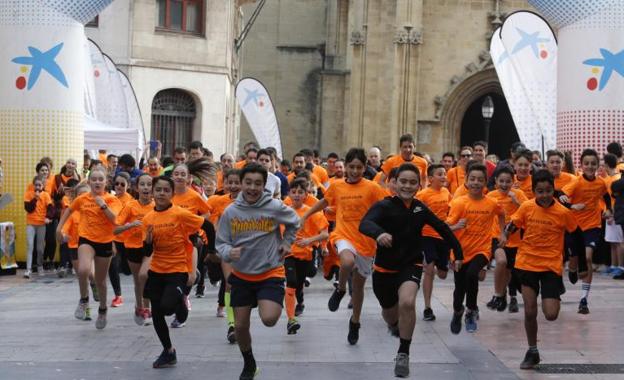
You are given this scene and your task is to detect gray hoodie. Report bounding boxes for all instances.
[216,191,300,275]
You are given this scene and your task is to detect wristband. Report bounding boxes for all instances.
[100,204,108,210]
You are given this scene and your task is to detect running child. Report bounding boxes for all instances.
[360,163,462,378]
[216,163,300,380]
[415,164,452,321]
[110,172,133,308]
[447,163,505,334]
[503,170,577,369]
[56,167,122,329]
[114,173,155,326]
[302,148,386,345]
[513,149,534,199]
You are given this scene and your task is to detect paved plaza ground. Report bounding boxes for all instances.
[0,267,623,380]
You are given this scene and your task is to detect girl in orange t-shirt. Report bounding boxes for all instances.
[513,150,534,199]
[56,167,122,329]
[110,172,133,308]
[301,148,386,344]
[114,173,155,326]
[142,176,215,368]
[23,175,53,278]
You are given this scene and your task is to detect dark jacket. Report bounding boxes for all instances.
[359,196,463,271]
[612,177,624,225]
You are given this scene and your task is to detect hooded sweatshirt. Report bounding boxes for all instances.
[216,191,300,275]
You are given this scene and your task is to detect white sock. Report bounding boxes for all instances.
[581,282,591,300]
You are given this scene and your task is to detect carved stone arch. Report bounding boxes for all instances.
[439,68,503,153]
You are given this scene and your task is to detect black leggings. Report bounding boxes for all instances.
[109,242,123,297]
[43,219,58,264]
[453,254,489,312]
[145,271,188,350]
[285,257,310,304]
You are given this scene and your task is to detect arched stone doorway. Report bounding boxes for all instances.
[439,68,518,159]
[151,89,197,156]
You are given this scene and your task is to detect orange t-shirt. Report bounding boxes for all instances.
[115,200,155,248]
[216,170,224,193]
[381,154,428,187]
[173,189,211,216]
[206,193,235,225]
[26,177,55,194]
[447,195,504,263]
[234,160,247,169]
[618,162,624,172]
[23,190,52,225]
[554,172,576,191]
[313,165,330,188]
[323,178,386,257]
[514,175,534,199]
[562,175,609,231]
[143,205,205,274]
[511,199,577,275]
[487,189,528,247]
[416,186,452,239]
[70,192,122,243]
[61,195,71,209]
[114,192,135,242]
[61,212,80,249]
[447,166,465,195]
[288,205,329,261]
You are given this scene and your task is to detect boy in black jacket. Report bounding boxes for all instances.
[359,163,463,378]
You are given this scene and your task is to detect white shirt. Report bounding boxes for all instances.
[265,172,281,198]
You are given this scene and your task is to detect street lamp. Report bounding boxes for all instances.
[481,95,495,145]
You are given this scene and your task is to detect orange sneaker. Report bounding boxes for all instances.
[111,296,124,308]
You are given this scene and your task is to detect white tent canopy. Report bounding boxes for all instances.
[84,115,142,158]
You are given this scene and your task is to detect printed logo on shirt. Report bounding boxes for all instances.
[413,206,423,213]
[230,217,275,236]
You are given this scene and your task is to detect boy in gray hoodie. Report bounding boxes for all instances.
[216,163,299,380]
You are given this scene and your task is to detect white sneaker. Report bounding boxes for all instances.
[74,301,91,320]
[23,270,31,279]
[38,268,46,276]
[95,309,107,329]
[133,308,145,326]
[170,318,185,328]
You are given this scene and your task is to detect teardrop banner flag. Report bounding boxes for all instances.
[498,11,557,153]
[235,78,283,159]
[490,27,544,152]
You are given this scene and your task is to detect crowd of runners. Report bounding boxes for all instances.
[17,136,624,379]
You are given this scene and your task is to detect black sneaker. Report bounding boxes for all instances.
[347,299,353,309]
[227,325,237,344]
[328,288,346,311]
[153,349,177,368]
[614,271,624,280]
[287,318,300,335]
[295,303,305,316]
[450,308,463,335]
[423,307,436,321]
[578,297,589,314]
[239,363,258,380]
[496,296,508,312]
[486,295,498,310]
[347,318,360,345]
[568,270,578,284]
[508,296,519,313]
[520,349,540,370]
[304,278,311,287]
[195,285,205,298]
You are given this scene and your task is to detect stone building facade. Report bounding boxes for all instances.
[240,0,532,161]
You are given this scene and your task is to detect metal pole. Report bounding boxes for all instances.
[484,118,491,146]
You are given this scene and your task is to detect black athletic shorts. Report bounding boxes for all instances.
[143,271,188,300]
[125,247,147,264]
[284,256,311,289]
[514,269,564,300]
[228,273,285,308]
[69,247,78,261]
[422,237,450,271]
[372,265,423,309]
[581,228,601,249]
[492,238,518,269]
[78,237,113,258]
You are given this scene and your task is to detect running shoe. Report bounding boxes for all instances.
[216,306,225,318]
[153,349,177,368]
[347,318,360,345]
[394,352,410,378]
[611,267,624,278]
[496,296,508,312]
[328,288,346,312]
[143,308,152,326]
[134,307,145,326]
[95,308,107,329]
[486,295,498,310]
[23,270,31,279]
[287,318,301,335]
[333,280,339,289]
[347,299,353,309]
[74,301,91,321]
[508,296,519,313]
[227,325,236,344]
[568,270,578,284]
[195,285,205,298]
[465,310,478,333]
[423,307,436,321]
[304,277,311,287]
[90,283,100,302]
[111,296,124,308]
[520,349,540,370]
[184,295,192,311]
[388,323,399,337]
[450,309,463,335]
[38,268,46,276]
[295,303,305,316]
[239,364,259,380]
[57,267,66,278]
[578,297,589,314]
[170,318,185,328]
[614,271,624,280]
